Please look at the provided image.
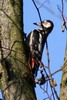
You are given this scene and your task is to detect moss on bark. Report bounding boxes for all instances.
[0,0,37,100]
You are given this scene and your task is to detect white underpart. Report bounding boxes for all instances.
[38,33,42,53]
[43,22,51,28]
[29,31,33,51]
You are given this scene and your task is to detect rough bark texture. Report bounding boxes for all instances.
[60,44,67,100]
[0,0,36,100]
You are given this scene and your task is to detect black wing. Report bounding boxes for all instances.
[27,30,44,61]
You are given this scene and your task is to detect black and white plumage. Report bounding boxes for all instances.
[27,20,54,76]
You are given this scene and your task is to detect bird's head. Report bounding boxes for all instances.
[33,20,54,35]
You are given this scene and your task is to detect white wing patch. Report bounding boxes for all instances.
[29,31,34,51]
[38,33,42,53]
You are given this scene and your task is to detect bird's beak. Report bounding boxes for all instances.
[33,22,41,27]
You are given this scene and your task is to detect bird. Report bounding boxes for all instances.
[27,20,54,77]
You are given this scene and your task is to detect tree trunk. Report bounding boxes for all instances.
[0,0,37,100]
[60,44,67,100]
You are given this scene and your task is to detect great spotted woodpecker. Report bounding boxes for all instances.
[27,20,54,77]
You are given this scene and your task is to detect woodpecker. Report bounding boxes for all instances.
[27,20,54,77]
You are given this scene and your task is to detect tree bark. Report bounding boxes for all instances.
[60,44,67,100]
[0,0,36,100]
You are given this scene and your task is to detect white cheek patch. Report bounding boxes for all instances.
[43,22,51,28]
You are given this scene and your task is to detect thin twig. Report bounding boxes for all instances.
[53,88,60,100]
[61,0,67,30]
[39,0,46,9]
[46,40,55,100]
[57,0,67,31]
[40,86,52,100]
[1,41,25,61]
[32,0,42,23]
[46,40,51,78]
